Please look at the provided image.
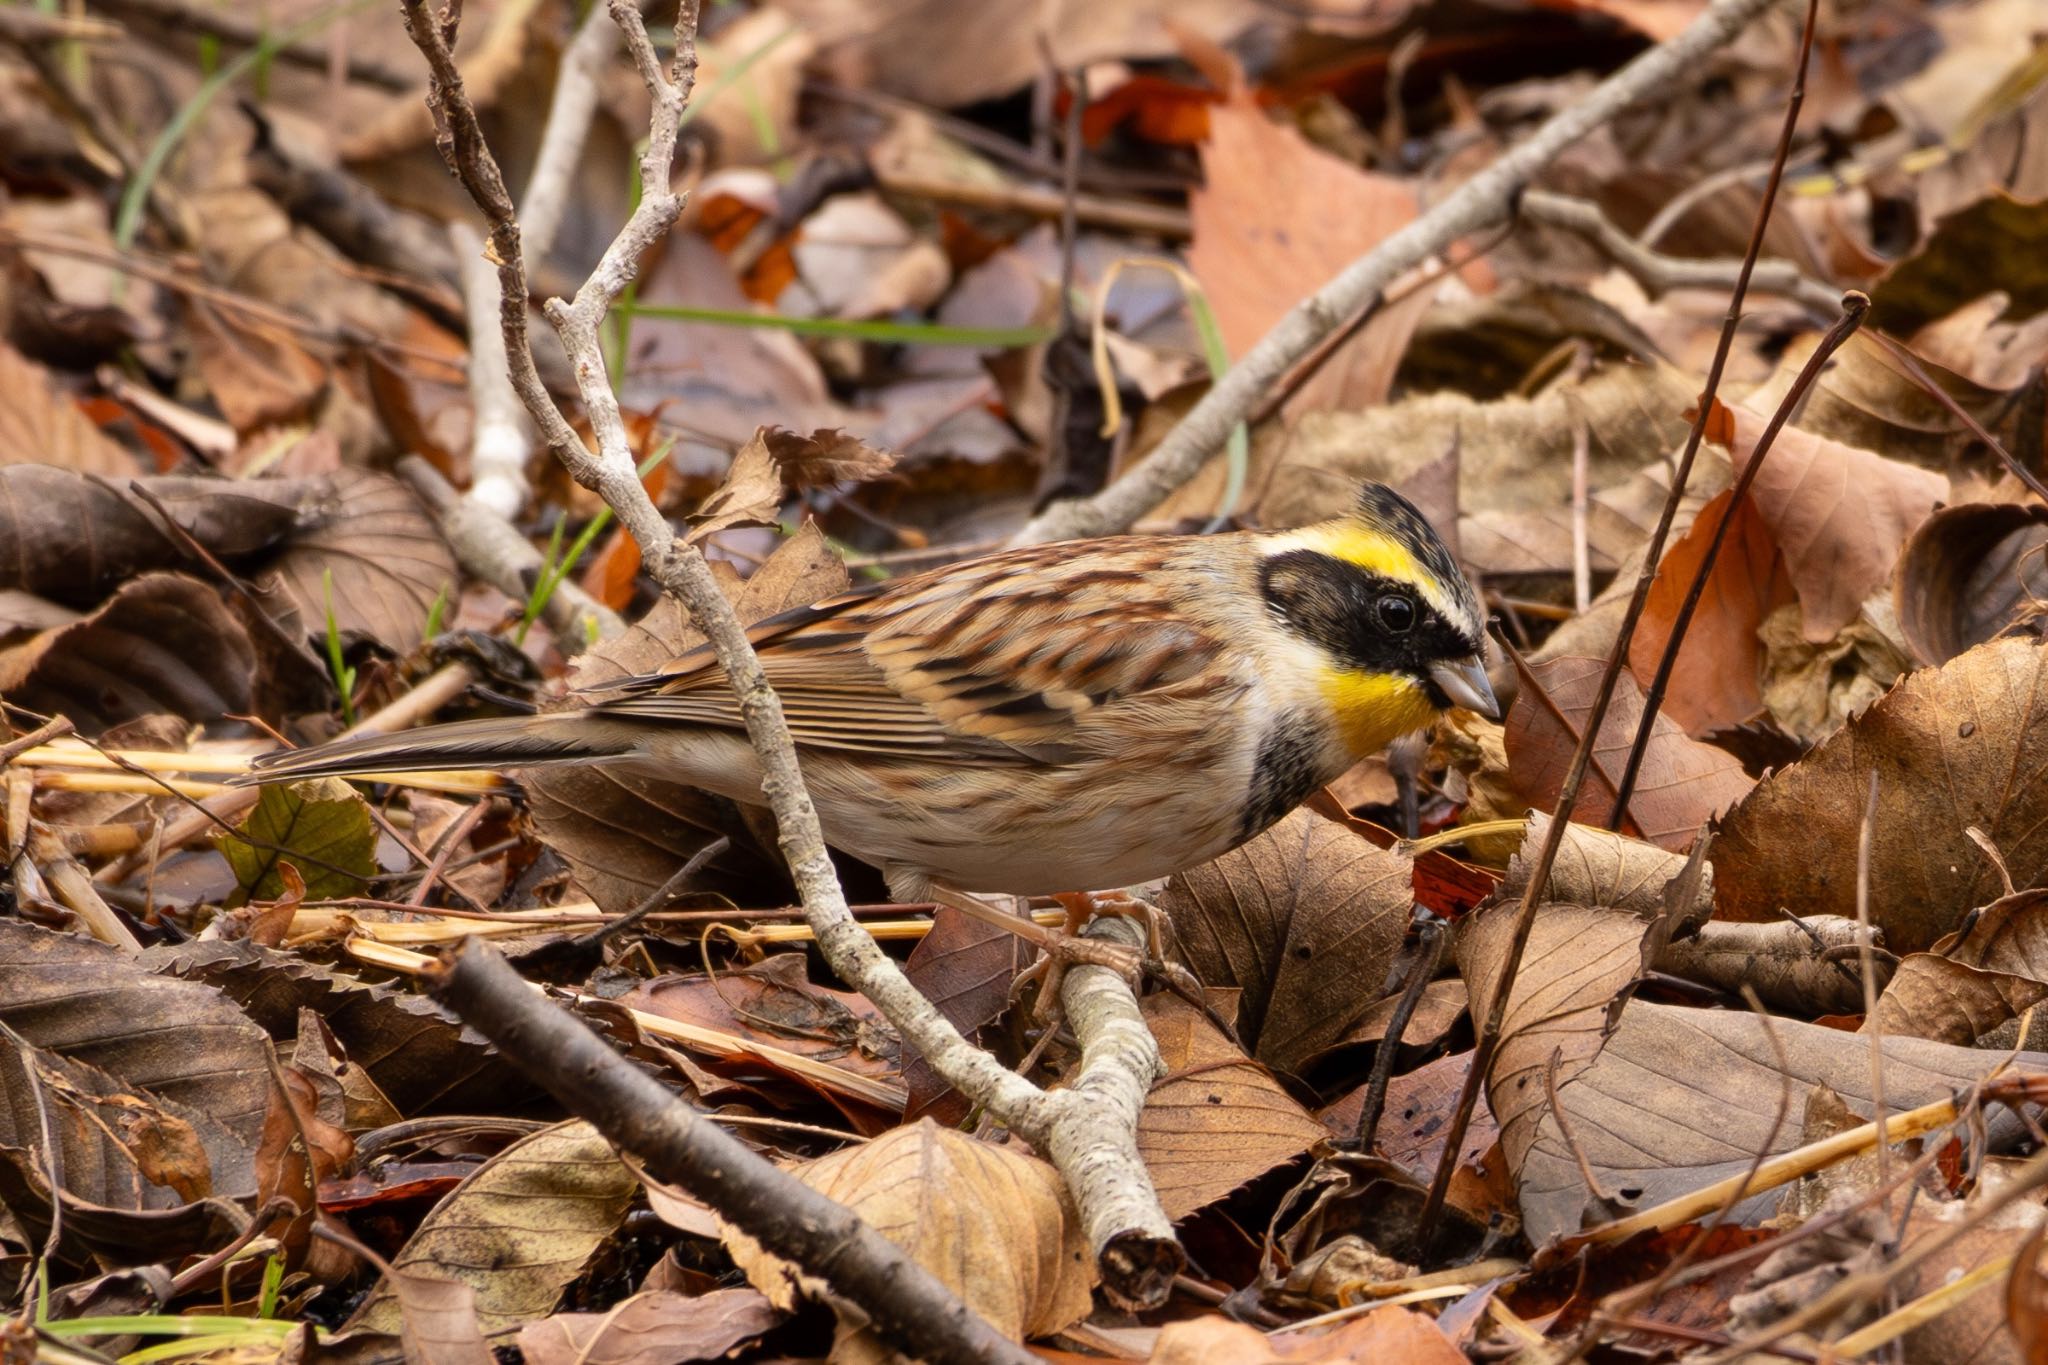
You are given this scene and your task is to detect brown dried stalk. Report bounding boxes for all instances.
[1415,0,1827,1244]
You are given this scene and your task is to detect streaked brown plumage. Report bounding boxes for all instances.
[249,484,1495,900]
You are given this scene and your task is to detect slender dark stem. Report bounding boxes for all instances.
[1351,918,1444,1146]
[1609,292,1870,819]
[1414,0,1826,1248]
[425,941,1035,1365]
[1864,331,2048,504]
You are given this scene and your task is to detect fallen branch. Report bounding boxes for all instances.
[399,0,1179,1307]
[1519,188,1839,317]
[424,940,1036,1365]
[1008,0,1790,546]
[395,454,623,643]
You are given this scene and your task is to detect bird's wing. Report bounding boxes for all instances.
[597,540,1231,763]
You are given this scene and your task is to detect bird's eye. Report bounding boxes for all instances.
[1377,594,1416,633]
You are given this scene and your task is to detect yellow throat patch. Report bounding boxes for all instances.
[1318,665,1437,756]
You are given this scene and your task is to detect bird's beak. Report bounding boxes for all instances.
[1429,654,1499,720]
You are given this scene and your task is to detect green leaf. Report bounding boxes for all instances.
[218,777,375,907]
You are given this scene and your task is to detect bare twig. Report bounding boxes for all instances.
[0,717,74,768]
[1350,919,1444,1147]
[1864,331,2048,504]
[1009,0,1791,546]
[1856,770,1890,1216]
[425,941,1036,1365]
[395,454,622,642]
[398,0,1180,1304]
[519,2,618,263]
[1608,291,1869,817]
[1415,0,1823,1246]
[1520,189,1839,316]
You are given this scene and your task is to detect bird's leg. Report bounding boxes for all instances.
[923,886,1144,1024]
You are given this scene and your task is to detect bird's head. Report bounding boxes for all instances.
[1258,483,1498,745]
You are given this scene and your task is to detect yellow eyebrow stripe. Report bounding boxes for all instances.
[1275,522,1423,582]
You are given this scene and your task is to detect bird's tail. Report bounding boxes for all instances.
[242,711,631,785]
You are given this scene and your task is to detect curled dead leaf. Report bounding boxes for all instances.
[720,1118,1093,1362]
[345,1120,639,1335]
[1712,636,2048,954]
[0,572,256,733]
[1893,499,2048,665]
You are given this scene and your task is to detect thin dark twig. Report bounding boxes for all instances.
[1350,917,1444,1146]
[120,478,331,681]
[1865,331,2048,504]
[405,798,488,907]
[509,836,731,984]
[1415,0,1827,1247]
[1546,1044,1612,1203]
[0,717,74,767]
[1609,291,1870,819]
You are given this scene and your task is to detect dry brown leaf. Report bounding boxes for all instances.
[1508,999,2043,1245]
[1720,403,1948,642]
[1335,978,1468,1057]
[685,432,783,546]
[1505,654,1753,851]
[525,525,849,911]
[1149,1305,1465,1363]
[1136,992,1327,1221]
[183,299,327,434]
[1743,329,2026,469]
[0,572,256,733]
[1874,191,2048,336]
[1160,807,1413,1078]
[265,468,457,654]
[1454,896,1674,1212]
[1937,886,2048,979]
[1712,636,2048,954]
[615,954,901,1128]
[515,1288,781,1365]
[1894,500,2048,665]
[1189,95,1426,418]
[1865,954,2048,1045]
[1499,813,1714,924]
[346,1121,639,1336]
[0,339,136,474]
[756,425,899,487]
[721,1119,1093,1362]
[902,904,1029,1125]
[1629,489,1794,736]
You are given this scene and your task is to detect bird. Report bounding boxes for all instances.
[247,483,1496,906]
